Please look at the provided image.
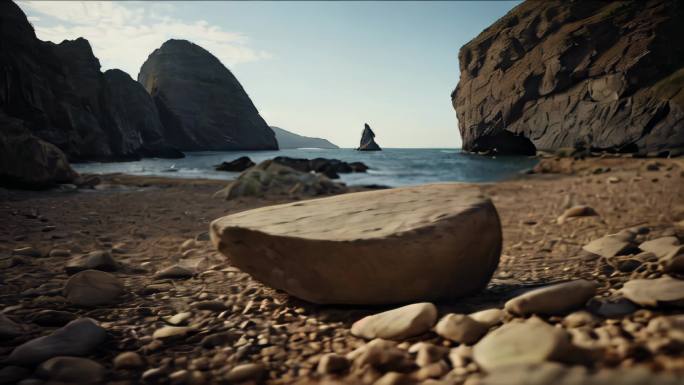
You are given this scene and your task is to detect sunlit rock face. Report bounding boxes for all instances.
[138,39,278,151]
[453,0,684,156]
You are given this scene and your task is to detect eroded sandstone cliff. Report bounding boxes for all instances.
[138,39,278,151]
[453,0,684,156]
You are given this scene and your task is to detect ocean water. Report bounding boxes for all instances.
[72,148,538,187]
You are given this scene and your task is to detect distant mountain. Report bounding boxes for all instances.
[270,126,339,149]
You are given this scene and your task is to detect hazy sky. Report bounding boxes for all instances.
[19,1,519,148]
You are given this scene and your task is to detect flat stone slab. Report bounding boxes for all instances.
[211,184,502,304]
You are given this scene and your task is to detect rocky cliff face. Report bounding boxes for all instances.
[357,123,382,151]
[0,1,181,167]
[453,0,684,156]
[138,39,278,151]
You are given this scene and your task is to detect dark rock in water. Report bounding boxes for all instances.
[272,157,368,179]
[453,0,684,156]
[138,39,278,151]
[0,114,78,189]
[357,123,382,151]
[270,126,339,149]
[0,2,182,163]
[215,156,256,172]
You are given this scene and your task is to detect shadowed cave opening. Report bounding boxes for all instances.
[470,130,537,156]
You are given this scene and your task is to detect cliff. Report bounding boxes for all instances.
[138,39,278,151]
[357,123,382,151]
[0,1,182,163]
[270,126,339,149]
[452,0,684,156]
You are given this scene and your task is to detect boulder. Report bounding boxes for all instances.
[138,39,277,151]
[64,250,118,274]
[351,303,438,340]
[8,318,106,365]
[504,280,598,316]
[272,156,369,179]
[357,123,382,151]
[270,126,339,149]
[453,0,684,156]
[215,156,255,172]
[582,231,638,258]
[63,270,125,307]
[620,276,684,307]
[211,183,501,304]
[213,160,346,200]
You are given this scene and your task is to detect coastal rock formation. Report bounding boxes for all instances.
[210,184,501,304]
[453,0,684,156]
[0,1,182,164]
[273,156,368,179]
[214,156,256,172]
[357,123,382,151]
[0,114,77,188]
[138,39,278,151]
[213,160,346,200]
[270,126,339,149]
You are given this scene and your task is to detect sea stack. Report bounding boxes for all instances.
[452,0,684,156]
[138,39,278,151]
[357,123,382,151]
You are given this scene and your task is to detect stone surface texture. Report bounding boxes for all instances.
[211,184,502,304]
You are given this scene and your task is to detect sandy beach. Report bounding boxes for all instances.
[1,157,682,384]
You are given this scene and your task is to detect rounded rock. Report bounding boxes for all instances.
[63,270,125,307]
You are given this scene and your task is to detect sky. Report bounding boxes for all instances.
[18,1,520,148]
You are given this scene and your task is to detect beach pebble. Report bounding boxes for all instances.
[562,311,599,328]
[222,363,265,383]
[317,353,350,374]
[8,318,106,365]
[180,239,197,252]
[64,250,118,274]
[505,280,598,316]
[469,308,504,327]
[434,314,489,344]
[49,249,71,257]
[153,326,193,340]
[620,276,684,307]
[114,351,145,370]
[351,303,437,340]
[192,300,229,312]
[30,310,77,327]
[410,342,448,367]
[64,269,125,307]
[473,318,573,371]
[155,265,194,279]
[556,205,597,224]
[36,356,105,383]
[347,339,411,371]
[12,246,41,257]
[586,297,638,318]
[0,313,23,338]
[165,312,193,326]
[582,232,637,258]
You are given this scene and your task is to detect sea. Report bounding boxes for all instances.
[72,148,539,187]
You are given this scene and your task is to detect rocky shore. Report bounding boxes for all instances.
[1,157,682,384]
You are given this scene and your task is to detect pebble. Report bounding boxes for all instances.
[468,308,504,328]
[473,318,573,371]
[64,250,118,274]
[348,339,412,372]
[30,310,77,327]
[317,353,351,374]
[155,265,194,279]
[562,311,599,328]
[200,331,241,348]
[153,326,193,340]
[63,269,125,307]
[12,246,41,257]
[165,312,193,326]
[620,276,684,307]
[8,318,106,365]
[583,231,637,258]
[434,314,488,344]
[0,313,23,338]
[586,297,638,318]
[180,239,197,252]
[410,342,448,367]
[351,303,438,340]
[49,249,71,257]
[505,280,598,316]
[222,363,265,383]
[36,356,105,383]
[556,205,597,224]
[114,351,145,369]
[192,301,229,312]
